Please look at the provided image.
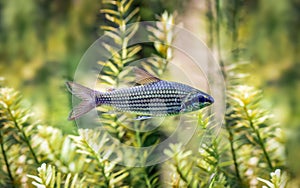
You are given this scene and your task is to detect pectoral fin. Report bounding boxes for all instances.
[180,103,188,113]
[135,115,153,120]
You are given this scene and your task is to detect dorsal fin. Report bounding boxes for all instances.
[133,67,161,85]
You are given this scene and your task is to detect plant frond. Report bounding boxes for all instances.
[70,128,129,187]
[0,86,40,186]
[33,126,81,170]
[27,163,87,188]
[146,11,175,76]
[164,143,201,187]
[257,169,289,188]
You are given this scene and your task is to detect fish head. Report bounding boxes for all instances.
[181,92,214,113]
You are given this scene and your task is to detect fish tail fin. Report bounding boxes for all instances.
[66,81,97,120]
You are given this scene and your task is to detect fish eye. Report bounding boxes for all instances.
[198,95,206,103]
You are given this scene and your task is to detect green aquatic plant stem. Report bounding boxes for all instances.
[6,107,39,164]
[0,130,15,187]
[116,8,126,86]
[86,140,110,187]
[133,122,155,188]
[143,167,152,188]
[158,13,173,74]
[225,123,242,183]
[99,162,110,187]
[99,0,142,88]
[243,106,274,170]
[45,137,71,169]
[215,0,226,79]
[231,0,239,60]
[134,122,142,148]
[175,164,189,186]
[81,137,110,187]
[205,0,214,48]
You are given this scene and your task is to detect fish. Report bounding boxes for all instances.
[66,68,214,120]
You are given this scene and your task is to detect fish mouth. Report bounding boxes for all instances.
[207,95,214,104]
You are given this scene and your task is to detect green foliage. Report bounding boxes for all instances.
[224,84,286,187]
[257,169,288,188]
[95,2,177,187]
[164,143,199,187]
[146,11,174,76]
[96,0,175,167]
[32,126,88,174]
[70,129,129,187]
[0,85,39,186]
[203,0,290,186]
[163,115,228,188]
[98,0,141,86]
[97,0,144,149]
[27,163,87,188]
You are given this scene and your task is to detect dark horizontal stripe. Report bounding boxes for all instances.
[115,103,181,109]
[110,94,184,99]
[110,92,187,99]
[109,98,182,104]
[113,98,181,103]
[115,106,181,115]
[113,103,182,109]
[110,97,183,104]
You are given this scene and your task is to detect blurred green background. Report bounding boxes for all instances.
[0,0,188,131]
[0,0,300,127]
[0,0,299,176]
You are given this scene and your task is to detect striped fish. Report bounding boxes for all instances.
[66,68,214,120]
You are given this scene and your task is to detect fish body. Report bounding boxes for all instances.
[66,68,214,120]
